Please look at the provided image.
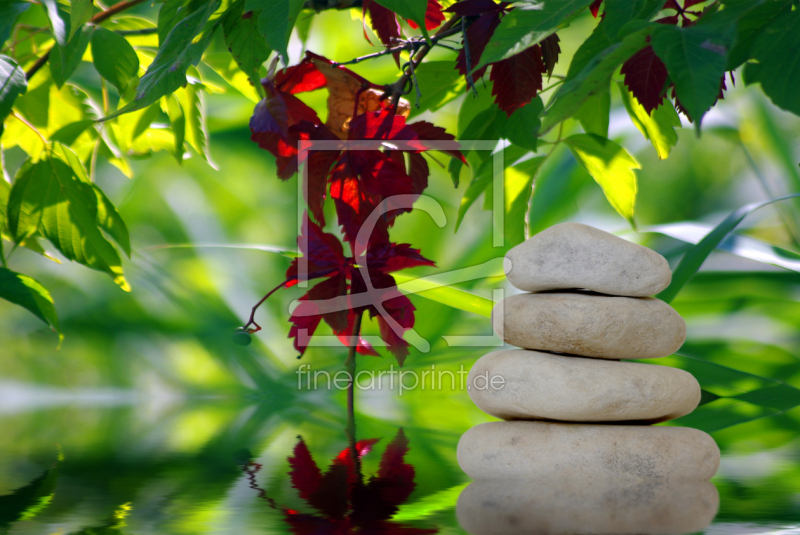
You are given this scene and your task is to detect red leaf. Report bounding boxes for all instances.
[364,0,402,48]
[407,0,445,30]
[589,0,603,17]
[446,0,508,17]
[286,217,347,287]
[250,94,290,140]
[275,60,327,94]
[349,109,417,141]
[376,290,415,364]
[367,241,435,273]
[455,11,502,82]
[288,440,323,501]
[336,309,380,356]
[541,34,561,78]
[288,273,349,355]
[406,121,466,163]
[407,152,429,197]
[490,45,545,116]
[620,45,669,113]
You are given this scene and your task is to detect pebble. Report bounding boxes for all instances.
[492,292,686,359]
[506,222,672,297]
[468,349,700,423]
[457,421,720,481]
[457,477,718,535]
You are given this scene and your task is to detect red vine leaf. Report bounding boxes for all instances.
[455,10,503,83]
[446,0,508,17]
[407,0,445,30]
[589,0,603,17]
[620,45,669,114]
[490,45,545,116]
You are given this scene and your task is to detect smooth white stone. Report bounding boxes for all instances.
[457,421,720,482]
[506,222,672,297]
[492,292,686,359]
[468,349,700,423]
[457,478,719,535]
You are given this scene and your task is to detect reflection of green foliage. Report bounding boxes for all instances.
[69,503,132,535]
[0,467,57,531]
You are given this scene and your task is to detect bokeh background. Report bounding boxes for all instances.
[2,4,800,534]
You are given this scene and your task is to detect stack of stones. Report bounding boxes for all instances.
[458,222,721,484]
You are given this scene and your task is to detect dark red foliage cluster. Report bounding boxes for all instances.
[593,0,729,118]
[248,51,464,364]
[363,0,446,50]
[445,0,561,116]
[243,430,435,534]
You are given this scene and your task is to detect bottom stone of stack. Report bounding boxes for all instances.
[457,421,720,481]
[456,477,719,535]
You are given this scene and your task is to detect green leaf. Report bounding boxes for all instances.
[91,27,140,93]
[203,52,261,103]
[51,143,131,257]
[575,83,610,137]
[0,2,30,47]
[164,95,186,163]
[542,28,649,133]
[602,0,666,40]
[223,0,270,99]
[726,0,789,70]
[743,11,800,116]
[408,61,465,118]
[504,157,545,246]
[393,273,494,318]
[617,81,680,159]
[0,55,27,137]
[69,0,94,39]
[49,25,93,89]
[41,0,69,46]
[176,84,213,164]
[373,0,431,43]
[502,97,542,152]
[392,483,470,522]
[566,20,613,79]
[0,468,58,529]
[657,193,800,303]
[650,23,735,127]
[51,119,95,145]
[6,156,130,290]
[0,267,60,338]
[102,1,220,120]
[563,133,639,226]
[477,0,595,69]
[157,0,187,45]
[250,0,304,65]
[449,99,505,187]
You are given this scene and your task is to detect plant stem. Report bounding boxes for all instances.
[387,16,463,106]
[11,111,47,147]
[25,0,149,81]
[345,309,363,474]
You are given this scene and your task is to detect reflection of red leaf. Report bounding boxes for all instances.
[490,45,545,116]
[407,0,445,30]
[455,11,502,82]
[621,45,669,113]
[288,440,323,502]
[375,429,415,506]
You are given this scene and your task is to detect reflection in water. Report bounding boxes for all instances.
[457,477,719,535]
[241,429,437,534]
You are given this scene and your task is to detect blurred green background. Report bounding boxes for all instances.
[2,4,800,534]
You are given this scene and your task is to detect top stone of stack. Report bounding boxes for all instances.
[506,222,672,297]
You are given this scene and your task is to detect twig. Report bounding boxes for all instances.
[243,280,286,333]
[462,17,478,97]
[25,0,149,81]
[408,59,421,108]
[384,15,464,107]
[115,28,158,36]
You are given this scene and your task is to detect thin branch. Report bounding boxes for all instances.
[386,16,463,107]
[243,280,287,333]
[461,17,477,97]
[25,0,149,81]
[115,28,158,36]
